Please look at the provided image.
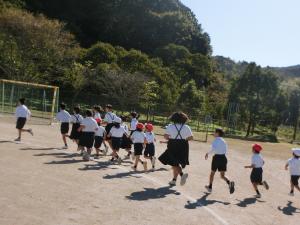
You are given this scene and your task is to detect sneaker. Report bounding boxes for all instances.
[143,161,148,171]
[94,155,99,159]
[289,192,294,196]
[169,180,176,186]
[205,185,212,193]
[28,129,34,136]
[180,173,188,186]
[255,194,261,198]
[229,181,235,194]
[14,137,21,142]
[151,157,156,168]
[62,145,68,149]
[117,157,122,165]
[262,181,269,190]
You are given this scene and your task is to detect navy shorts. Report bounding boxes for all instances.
[16,117,26,129]
[60,122,69,134]
[144,143,155,157]
[250,168,263,183]
[211,155,227,172]
[134,143,144,156]
[291,175,300,186]
[111,137,122,151]
[94,136,104,149]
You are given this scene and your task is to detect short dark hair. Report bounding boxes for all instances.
[293,153,299,159]
[85,109,93,117]
[19,98,25,105]
[106,104,112,109]
[215,128,225,137]
[60,103,66,110]
[74,106,80,114]
[169,112,189,124]
[120,115,127,122]
[130,111,137,118]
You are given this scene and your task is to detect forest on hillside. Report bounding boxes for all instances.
[1,0,300,140]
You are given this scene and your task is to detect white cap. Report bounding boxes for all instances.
[292,148,300,156]
[114,117,122,124]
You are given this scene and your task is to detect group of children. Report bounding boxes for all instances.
[13,98,300,198]
[55,103,157,171]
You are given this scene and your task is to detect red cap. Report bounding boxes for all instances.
[252,143,262,152]
[136,123,144,130]
[145,123,154,131]
[95,118,102,123]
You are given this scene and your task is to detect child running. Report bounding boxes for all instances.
[159,112,193,186]
[56,103,71,149]
[244,144,269,198]
[78,110,98,161]
[94,118,107,159]
[205,128,235,194]
[131,123,147,171]
[69,106,83,147]
[107,117,127,164]
[130,111,139,135]
[120,115,133,160]
[14,98,33,141]
[144,123,156,170]
[285,148,300,196]
[93,105,102,121]
[103,104,116,149]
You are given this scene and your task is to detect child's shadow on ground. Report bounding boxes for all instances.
[44,159,83,165]
[126,186,180,201]
[103,171,142,179]
[236,197,265,208]
[79,161,115,171]
[185,192,230,209]
[278,201,300,216]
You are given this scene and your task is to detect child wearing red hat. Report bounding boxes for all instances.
[131,123,147,171]
[144,123,156,170]
[245,143,269,198]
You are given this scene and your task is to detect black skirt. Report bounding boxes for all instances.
[16,117,26,129]
[121,134,132,149]
[79,132,95,148]
[69,123,81,140]
[158,139,189,168]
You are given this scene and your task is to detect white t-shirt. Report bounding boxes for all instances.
[110,126,126,138]
[71,114,83,124]
[104,112,116,124]
[209,137,227,155]
[95,126,106,137]
[131,131,146,144]
[122,123,130,135]
[165,124,193,140]
[15,105,31,118]
[56,110,71,123]
[81,117,98,133]
[288,158,300,176]
[251,154,264,168]
[94,112,101,120]
[145,132,155,143]
[130,118,138,131]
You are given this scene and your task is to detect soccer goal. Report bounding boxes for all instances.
[0,79,59,124]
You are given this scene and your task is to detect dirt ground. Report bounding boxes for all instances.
[0,115,300,225]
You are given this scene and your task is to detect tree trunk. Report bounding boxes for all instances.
[293,118,299,141]
[246,119,252,137]
[250,121,255,136]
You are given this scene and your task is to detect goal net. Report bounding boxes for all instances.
[0,79,59,124]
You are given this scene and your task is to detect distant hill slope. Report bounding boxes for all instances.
[214,56,300,79]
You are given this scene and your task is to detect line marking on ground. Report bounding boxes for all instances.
[1,137,229,225]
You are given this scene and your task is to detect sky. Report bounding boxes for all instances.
[181,0,300,67]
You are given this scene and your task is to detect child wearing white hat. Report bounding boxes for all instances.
[285,148,300,196]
